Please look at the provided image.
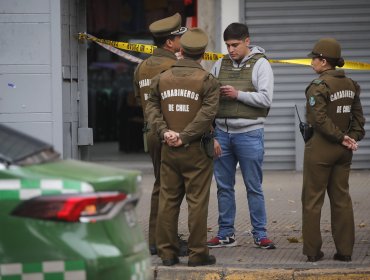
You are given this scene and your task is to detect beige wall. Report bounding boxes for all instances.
[197,0,217,71]
[197,0,241,71]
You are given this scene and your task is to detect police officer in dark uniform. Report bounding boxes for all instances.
[302,38,365,262]
[133,13,187,255]
[146,28,220,266]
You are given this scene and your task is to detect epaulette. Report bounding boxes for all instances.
[207,73,215,80]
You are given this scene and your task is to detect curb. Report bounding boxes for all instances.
[153,267,370,280]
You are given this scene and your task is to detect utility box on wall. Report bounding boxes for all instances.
[0,0,91,159]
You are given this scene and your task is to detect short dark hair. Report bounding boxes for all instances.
[153,35,176,48]
[223,23,249,41]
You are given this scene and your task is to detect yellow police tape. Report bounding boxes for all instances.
[78,33,370,70]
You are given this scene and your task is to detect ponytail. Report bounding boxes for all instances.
[336,57,345,68]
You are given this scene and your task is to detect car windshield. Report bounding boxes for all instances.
[0,124,60,166]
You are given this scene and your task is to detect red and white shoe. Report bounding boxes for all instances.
[207,234,237,248]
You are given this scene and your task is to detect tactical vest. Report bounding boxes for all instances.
[159,68,207,132]
[306,73,356,133]
[136,56,176,120]
[216,54,270,119]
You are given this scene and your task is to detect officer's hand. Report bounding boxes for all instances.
[220,85,238,99]
[342,135,358,151]
[170,137,183,147]
[164,130,178,144]
[214,139,222,157]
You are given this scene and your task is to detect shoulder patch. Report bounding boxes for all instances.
[309,96,316,106]
[312,79,324,85]
[204,73,215,81]
[207,73,215,80]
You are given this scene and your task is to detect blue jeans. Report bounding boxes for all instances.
[214,127,267,239]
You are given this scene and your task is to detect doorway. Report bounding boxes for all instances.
[86,0,191,154]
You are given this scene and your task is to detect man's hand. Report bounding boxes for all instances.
[342,135,358,151]
[214,139,222,157]
[220,85,238,99]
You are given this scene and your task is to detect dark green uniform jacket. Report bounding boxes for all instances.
[132,47,177,248]
[305,69,365,143]
[147,58,220,145]
[302,69,365,257]
[133,48,177,121]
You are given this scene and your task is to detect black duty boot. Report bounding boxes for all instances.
[188,255,216,267]
[178,235,189,257]
[334,253,351,262]
[307,251,324,262]
[162,257,179,266]
[149,244,157,255]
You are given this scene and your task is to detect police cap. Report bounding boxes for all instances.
[308,38,342,59]
[149,13,187,37]
[180,28,208,55]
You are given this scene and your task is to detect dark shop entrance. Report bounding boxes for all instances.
[86,0,196,153]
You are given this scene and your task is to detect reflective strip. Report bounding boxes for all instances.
[20,189,42,200]
[42,261,64,273]
[0,180,21,190]
[1,263,22,275]
[130,258,151,280]
[40,180,63,190]
[0,179,94,200]
[80,182,94,193]
[23,273,43,280]
[0,261,86,280]
[65,271,85,280]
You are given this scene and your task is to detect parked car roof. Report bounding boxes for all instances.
[0,124,60,166]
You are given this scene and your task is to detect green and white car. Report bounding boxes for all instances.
[0,124,152,280]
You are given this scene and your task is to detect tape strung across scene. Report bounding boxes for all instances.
[80,33,143,64]
[269,59,370,71]
[78,32,370,70]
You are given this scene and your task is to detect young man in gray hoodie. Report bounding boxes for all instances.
[207,22,275,249]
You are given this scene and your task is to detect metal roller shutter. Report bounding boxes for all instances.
[242,0,370,170]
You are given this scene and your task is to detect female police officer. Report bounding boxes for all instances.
[302,38,365,262]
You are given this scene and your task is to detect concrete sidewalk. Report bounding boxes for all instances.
[89,143,370,279]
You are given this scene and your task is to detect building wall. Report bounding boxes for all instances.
[61,0,91,159]
[0,0,90,159]
[199,0,370,170]
[0,0,64,155]
[244,0,370,170]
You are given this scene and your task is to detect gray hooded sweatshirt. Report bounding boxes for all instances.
[211,45,274,133]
